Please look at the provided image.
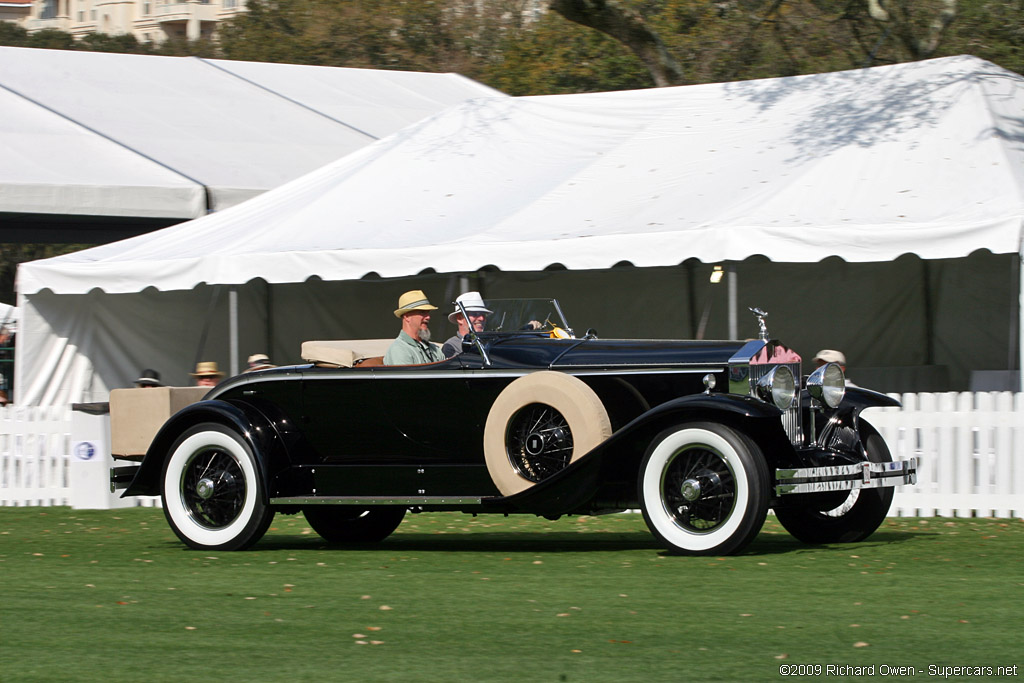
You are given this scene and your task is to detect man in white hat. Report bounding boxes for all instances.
[442,291,492,358]
[384,290,445,365]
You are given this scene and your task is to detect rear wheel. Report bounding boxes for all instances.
[639,422,769,556]
[161,422,273,551]
[775,420,893,544]
[303,507,406,543]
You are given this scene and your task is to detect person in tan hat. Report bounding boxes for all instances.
[244,353,274,372]
[813,349,856,386]
[191,361,225,387]
[384,290,444,365]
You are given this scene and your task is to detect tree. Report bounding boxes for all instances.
[0,21,30,47]
[548,0,684,85]
[867,0,957,59]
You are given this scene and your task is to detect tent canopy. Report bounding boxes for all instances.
[0,46,502,232]
[17,54,1024,297]
[15,56,1024,405]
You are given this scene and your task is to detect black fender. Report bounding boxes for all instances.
[122,399,288,499]
[842,386,901,411]
[496,392,789,516]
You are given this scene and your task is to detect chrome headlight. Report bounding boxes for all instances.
[807,362,846,408]
[755,365,796,410]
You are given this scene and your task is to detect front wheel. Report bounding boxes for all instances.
[303,507,406,543]
[638,423,769,556]
[161,422,274,551]
[774,420,894,544]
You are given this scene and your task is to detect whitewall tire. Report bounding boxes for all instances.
[639,422,769,556]
[161,423,274,551]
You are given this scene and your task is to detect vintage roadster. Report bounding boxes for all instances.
[111,299,915,555]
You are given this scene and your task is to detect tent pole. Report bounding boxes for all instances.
[229,287,239,377]
[1018,243,1023,392]
[727,264,737,340]
[194,285,222,369]
[922,259,935,366]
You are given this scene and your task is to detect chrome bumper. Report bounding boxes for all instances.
[774,458,916,496]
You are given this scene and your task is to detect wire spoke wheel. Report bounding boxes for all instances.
[483,372,611,496]
[639,422,768,556]
[161,423,273,551]
[661,445,736,532]
[506,403,574,482]
[180,448,245,529]
[774,420,894,544]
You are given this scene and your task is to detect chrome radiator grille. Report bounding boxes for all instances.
[749,362,803,446]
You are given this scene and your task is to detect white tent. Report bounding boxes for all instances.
[17,55,1024,404]
[0,46,502,237]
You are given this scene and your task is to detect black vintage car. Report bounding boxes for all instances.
[112,298,915,555]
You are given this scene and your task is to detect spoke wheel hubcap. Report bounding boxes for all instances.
[506,404,574,482]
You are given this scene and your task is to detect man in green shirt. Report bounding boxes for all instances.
[384,289,445,365]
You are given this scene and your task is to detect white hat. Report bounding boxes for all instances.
[813,349,847,366]
[448,291,493,323]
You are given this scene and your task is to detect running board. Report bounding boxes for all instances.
[774,458,917,496]
[271,496,483,506]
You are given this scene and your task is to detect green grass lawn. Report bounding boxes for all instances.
[1,507,1021,682]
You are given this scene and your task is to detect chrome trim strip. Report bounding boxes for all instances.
[297,367,727,381]
[271,496,483,506]
[558,366,725,375]
[774,458,917,496]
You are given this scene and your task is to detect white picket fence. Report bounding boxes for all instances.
[865,392,1024,518]
[0,405,73,506]
[1,393,1022,516]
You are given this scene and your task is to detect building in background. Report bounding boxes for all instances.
[0,0,31,24]
[12,0,246,43]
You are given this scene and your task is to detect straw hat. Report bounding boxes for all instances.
[394,290,438,318]
[448,291,493,323]
[190,361,225,378]
[245,353,273,372]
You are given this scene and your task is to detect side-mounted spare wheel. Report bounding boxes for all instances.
[774,420,894,544]
[161,422,274,551]
[483,371,612,496]
[639,422,770,556]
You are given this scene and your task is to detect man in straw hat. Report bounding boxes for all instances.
[191,361,225,387]
[442,291,492,358]
[384,290,444,365]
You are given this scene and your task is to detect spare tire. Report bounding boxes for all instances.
[483,371,612,496]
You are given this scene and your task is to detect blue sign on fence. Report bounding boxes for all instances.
[74,441,96,461]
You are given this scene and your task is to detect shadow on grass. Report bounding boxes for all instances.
[166,527,932,556]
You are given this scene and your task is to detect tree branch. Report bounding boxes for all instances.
[548,0,684,86]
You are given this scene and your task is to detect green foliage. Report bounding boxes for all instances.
[24,27,76,50]
[486,11,653,94]
[0,244,90,305]
[0,20,30,46]
[2,0,1021,95]
[0,508,1022,681]
[78,31,152,54]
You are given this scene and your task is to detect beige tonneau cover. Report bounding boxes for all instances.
[300,339,393,368]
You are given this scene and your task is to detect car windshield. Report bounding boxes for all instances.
[457,298,571,337]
